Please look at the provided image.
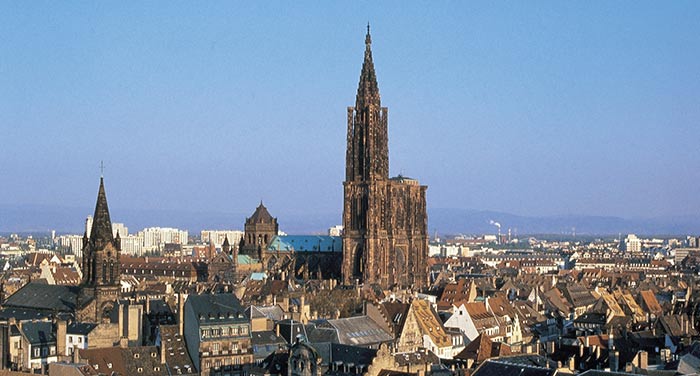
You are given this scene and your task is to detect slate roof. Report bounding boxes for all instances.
[578,371,639,376]
[252,332,286,362]
[0,307,52,321]
[186,293,246,325]
[379,302,410,336]
[277,319,308,344]
[393,349,440,367]
[248,202,275,223]
[323,316,393,347]
[331,343,377,365]
[251,330,286,347]
[306,323,340,344]
[148,299,174,317]
[159,325,196,375]
[561,284,596,308]
[67,322,98,336]
[472,359,555,376]
[79,346,168,376]
[3,282,87,312]
[21,321,56,345]
[267,235,342,253]
[248,305,286,322]
[574,312,607,326]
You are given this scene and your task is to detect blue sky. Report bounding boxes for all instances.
[1,2,699,222]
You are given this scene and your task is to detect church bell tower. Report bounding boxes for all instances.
[81,177,121,321]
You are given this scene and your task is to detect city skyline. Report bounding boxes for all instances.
[2,2,700,228]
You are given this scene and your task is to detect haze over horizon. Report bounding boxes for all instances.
[2,2,700,229]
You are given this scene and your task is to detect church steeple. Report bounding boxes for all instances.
[356,23,380,110]
[89,177,114,248]
[81,177,121,288]
[346,25,389,182]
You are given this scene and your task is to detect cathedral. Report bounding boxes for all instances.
[341,27,429,290]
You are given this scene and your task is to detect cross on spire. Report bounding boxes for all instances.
[100,161,105,177]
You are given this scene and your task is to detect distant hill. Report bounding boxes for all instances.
[427,208,700,236]
[1,204,698,236]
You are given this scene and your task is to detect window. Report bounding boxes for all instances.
[34,348,40,357]
[69,336,73,343]
[78,337,83,343]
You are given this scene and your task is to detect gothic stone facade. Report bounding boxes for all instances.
[80,177,122,323]
[240,202,279,260]
[341,27,429,290]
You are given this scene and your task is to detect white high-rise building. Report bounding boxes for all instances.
[624,234,642,253]
[139,227,189,252]
[200,230,244,248]
[85,216,93,237]
[56,234,84,257]
[328,225,343,237]
[120,234,144,256]
[112,223,128,238]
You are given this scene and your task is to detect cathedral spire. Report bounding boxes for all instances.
[356,23,380,109]
[89,177,114,246]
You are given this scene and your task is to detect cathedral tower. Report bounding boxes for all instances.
[342,26,429,289]
[81,177,121,321]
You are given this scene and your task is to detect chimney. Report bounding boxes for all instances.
[639,350,648,369]
[178,293,185,336]
[56,319,67,357]
[72,345,79,364]
[547,340,555,354]
[610,350,619,372]
[118,303,124,338]
[160,343,166,365]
